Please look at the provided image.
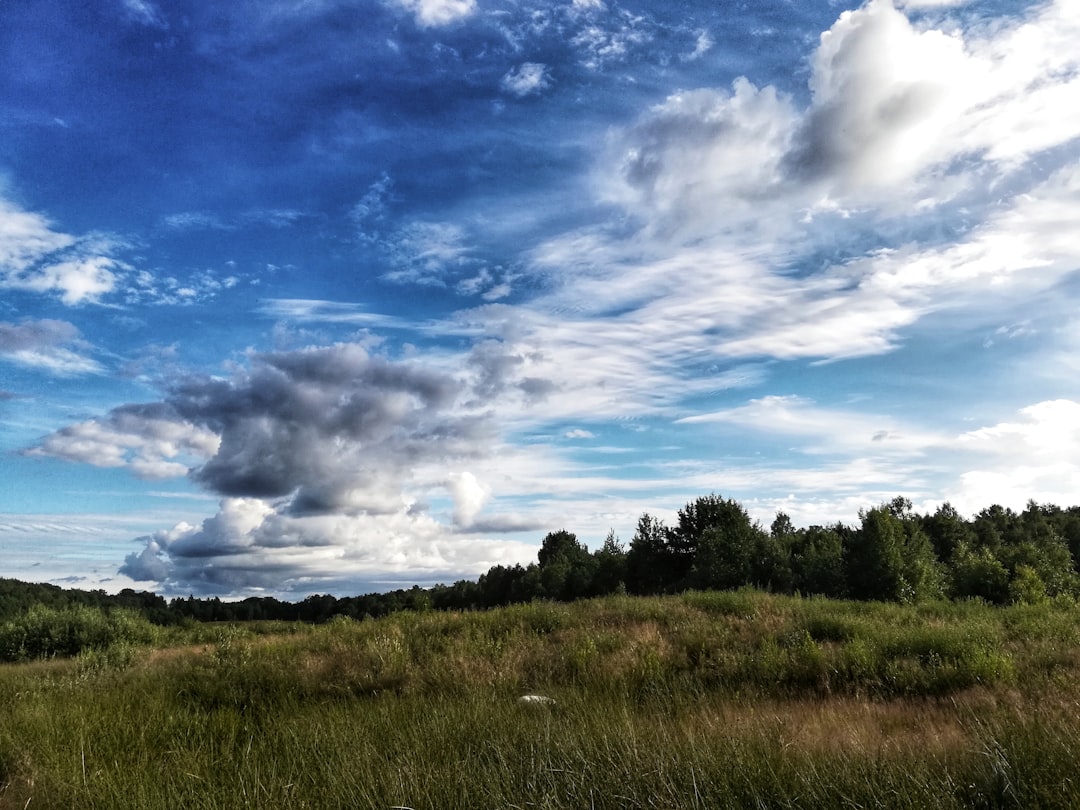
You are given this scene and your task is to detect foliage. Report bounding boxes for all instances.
[0,604,160,662]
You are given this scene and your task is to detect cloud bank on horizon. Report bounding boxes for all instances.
[1,0,1078,597]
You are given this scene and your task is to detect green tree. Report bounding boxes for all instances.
[792,525,845,597]
[1009,564,1048,605]
[947,542,1009,604]
[686,498,764,591]
[536,530,595,601]
[847,502,943,602]
[591,530,628,596]
[626,513,677,594]
[847,507,906,601]
[921,502,974,561]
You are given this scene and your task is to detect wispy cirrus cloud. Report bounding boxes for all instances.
[258,299,407,329]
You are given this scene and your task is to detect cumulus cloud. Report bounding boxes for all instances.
[939,400,1080,515]
[501,63,551,97]
[160,343,481,513]
[497,0,1076,410]
[27,403,221,479]
[608,0,1080,225]
[446,471,490,527]
[0,319,103,375]
[121,498,536,594]
[34,342,542,593]
[610,79,799,232]
[784,0,976,190]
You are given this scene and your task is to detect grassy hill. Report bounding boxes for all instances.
[3,590,1080,807]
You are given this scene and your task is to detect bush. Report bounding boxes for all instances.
[0,604,159,662]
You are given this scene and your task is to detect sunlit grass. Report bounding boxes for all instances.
[3,591,1080,807]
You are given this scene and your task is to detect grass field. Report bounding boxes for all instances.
[3,591,1080,808]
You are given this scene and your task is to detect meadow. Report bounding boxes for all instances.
[3,590,1080,808]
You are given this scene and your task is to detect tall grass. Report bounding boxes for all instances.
[3,591,1080,808]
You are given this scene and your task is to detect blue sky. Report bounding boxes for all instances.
[2,0,1079,597]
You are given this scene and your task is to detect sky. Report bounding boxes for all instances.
[1,0,1079,598]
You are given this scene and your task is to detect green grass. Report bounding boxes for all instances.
[3,591,1080,807]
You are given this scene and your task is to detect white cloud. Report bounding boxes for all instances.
[121,0,167,28]
[120,496,536,594]
[605,0,1080,227]
[682,29,713,61]
[0,200,124,305]
[959,399,1080,465]
[793,0,1080,196]
[351,173,395,239]
[678,396,1080,522]
[160,211,232,231]
[897,0,969,7]
[391,0,475,27]
[501,63,551,97]
[0,319,103,376]
[446,471,490,527]
[948,400,1080,515]
[571,9,652,70]
[679,395,946,456]
[608,79,799,233]
[260,298,405,328]
[382,221,473,285]
[27,405,221,479]
[23,256,120,305]
[787,0,977,190]
[0,197,148,305]
[0,200,75,271]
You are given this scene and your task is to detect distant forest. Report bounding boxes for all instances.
[4,496,1080,624]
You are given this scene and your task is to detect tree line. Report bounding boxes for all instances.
[4,495,1080,624]
[445,495,1080,611]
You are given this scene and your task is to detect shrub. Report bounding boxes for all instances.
[0,604,159,662]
